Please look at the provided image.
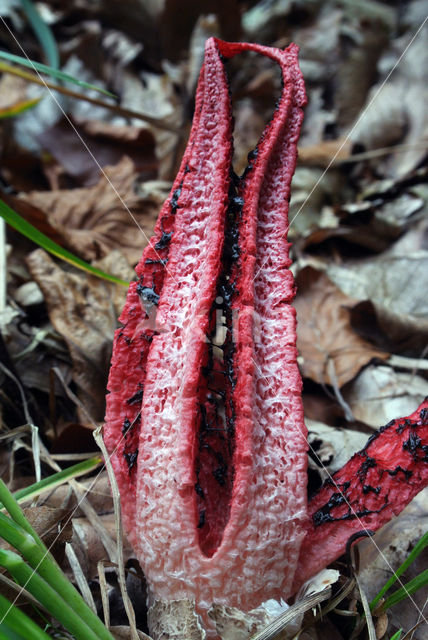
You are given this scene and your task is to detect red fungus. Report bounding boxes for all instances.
[105,37,307,632]
[293,398,428,593]
[104,36,428,638]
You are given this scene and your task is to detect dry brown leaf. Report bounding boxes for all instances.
[326,222,428,352]
[20,156,159,266]
[295,267,388,387]
[374,613,389,639]
[120,66,183,180]
[26,248,134,421]
[298,138,352,168]
[35,471,114,516]
[245,67,278,98]
[233,101,266,175]
[22,506,72,565]
[343,364,428,428]
[335,13,390,129]
[306,419,368,474]
[339,191,425,244]
[186,14,221,97]
[350,23,428,178]
[0,74,31,111]
[23,505,72,544]
[72,514,134,580]
[38,118,156,187]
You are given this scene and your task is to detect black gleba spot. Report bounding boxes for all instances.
[124,450,138,471]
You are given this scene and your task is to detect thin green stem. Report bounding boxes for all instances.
[0,484,46,550]
[381,569,428,611]
[370,531,428,610]
[0,592,51,640]
[0,59,179,130]
[11,456,102,505]
[19,0,60,69]
[0,508,114,640]
[0,548,101,640]
[0,199,129,286]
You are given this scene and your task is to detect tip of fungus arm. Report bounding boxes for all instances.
[292,398,428,593]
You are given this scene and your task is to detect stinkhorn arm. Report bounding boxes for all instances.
[292,398,428,593]
[104,37,307,633]
[103,53,210,547]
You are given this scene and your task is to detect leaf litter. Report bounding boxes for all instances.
[1,1,428,638]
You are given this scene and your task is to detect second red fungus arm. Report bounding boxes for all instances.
[292,398,428,593]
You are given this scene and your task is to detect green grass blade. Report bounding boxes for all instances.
[0,59,176,131]
[0,548,102,640]
[0,481,46,551]
[0,592,51,640]
[19,0,59,69]
[390,631,403,640]
[0,500,115,640]
[0,50,115,97]
[370,531,428,610]
[0,198,129,286]
[381,569,428,611]
[10,456,103,506]
[0,96,41,119]
[0,627,27,640]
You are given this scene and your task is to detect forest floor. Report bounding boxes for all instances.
[0,1,427,639]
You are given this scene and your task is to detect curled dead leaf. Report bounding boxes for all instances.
[306,418,368,484]
[20,156,160,266]
[38,118,157,187]
[350,23,428,178]
[22,505,72,565]
[298,138,352,168]
[375,613,389,639]
[26,248,134,421]
[326,225,428,353]
[294,268,388,387]
[71,513,134,581]
[33,471,113,515]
